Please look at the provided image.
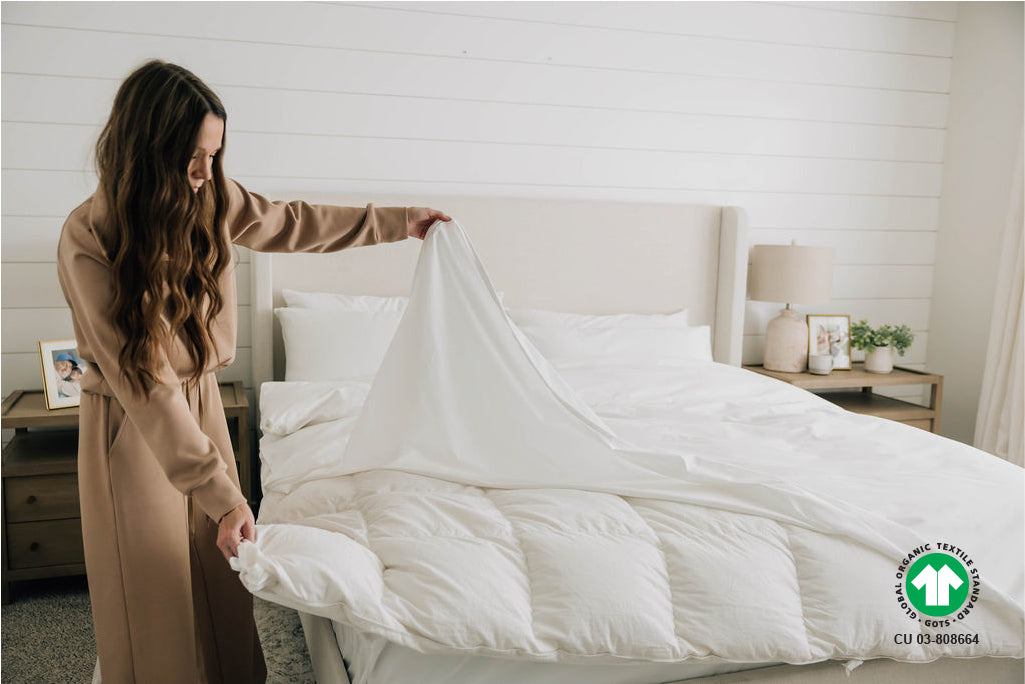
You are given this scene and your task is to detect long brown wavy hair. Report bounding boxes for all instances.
[94,60,231,404]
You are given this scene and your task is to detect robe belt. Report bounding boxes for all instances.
[80,368,205,414]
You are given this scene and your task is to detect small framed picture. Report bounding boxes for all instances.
[807,314,851,370]
[38,339,90,409]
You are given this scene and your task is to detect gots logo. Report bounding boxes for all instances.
[895,544,980,625]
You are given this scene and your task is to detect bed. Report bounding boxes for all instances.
[238,193,1023,683]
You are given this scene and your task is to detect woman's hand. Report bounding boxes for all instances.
[407,207,452,240]
[217,502,257,562]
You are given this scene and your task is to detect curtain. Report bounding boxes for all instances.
[974,124,1024,466]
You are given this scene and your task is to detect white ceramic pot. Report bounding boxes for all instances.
[808,354,834,375]
[864,346,894,373]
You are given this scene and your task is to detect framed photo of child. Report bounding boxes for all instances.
[38,339,90,409]
[806,314,852,370]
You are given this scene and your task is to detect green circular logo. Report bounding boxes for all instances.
[905,553,970,616]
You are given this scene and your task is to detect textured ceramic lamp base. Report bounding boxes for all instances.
[763,308,808,372]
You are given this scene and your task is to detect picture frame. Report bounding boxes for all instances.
[806,314,852,370]
[38,339,90,409]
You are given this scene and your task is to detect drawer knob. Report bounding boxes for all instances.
[29,542,40,551]
[26,495,37,504]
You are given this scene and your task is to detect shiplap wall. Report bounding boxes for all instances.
[2,0,960,448]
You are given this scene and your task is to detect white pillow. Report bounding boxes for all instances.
[283,288,504,312]
[507,308,688,329]
[259,380,371,436]
[275,307,402,381]
[282,289,407,313]
[506,307,712,365]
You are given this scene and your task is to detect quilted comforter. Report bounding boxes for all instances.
[233,222,1024,667]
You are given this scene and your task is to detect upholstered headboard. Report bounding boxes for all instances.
[249,194,748,394]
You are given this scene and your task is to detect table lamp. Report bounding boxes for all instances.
[748,241,834,372]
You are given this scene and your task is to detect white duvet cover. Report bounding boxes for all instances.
[234,222,1024,667]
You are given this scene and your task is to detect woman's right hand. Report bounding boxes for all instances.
[217,502,257,562]
[407,207,452,240]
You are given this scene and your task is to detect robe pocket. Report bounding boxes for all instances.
[106,398,131,457]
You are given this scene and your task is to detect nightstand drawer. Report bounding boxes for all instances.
[900,418,934,431]
[2,383,249,603]
[6,519,85,570]
[5,474,80,522]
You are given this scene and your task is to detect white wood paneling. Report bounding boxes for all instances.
[3,2,953,91]
[2,23,950,127]
[2,306,253,351]
[2,213,250,267]
[2,263,66,308]
[214,348,252,385]
[2,1,956,421]
[5,121,944,196]
[833,264,933,299]
[2,348,63,391]
[779,2,957,22]
[1,73,119,124]
[366,2,956,54]
[0,354,47,394]
[4,74,948,163]
[2,168,944,229]
[1,216,69,260]
[737,195,940,230]
[2,169,97,218]
[2,122,95,171]
[1,308,75,350]
[750,229,936,264]
[1,262,252,308]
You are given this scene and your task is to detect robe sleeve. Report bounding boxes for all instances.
[56,221,247,524]
[224,178,409,252]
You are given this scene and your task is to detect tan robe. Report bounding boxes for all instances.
[56,179,409,683]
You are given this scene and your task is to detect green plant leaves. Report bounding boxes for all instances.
[851,319,915,356]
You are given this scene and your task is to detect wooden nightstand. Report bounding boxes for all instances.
[218,381,252,504]
[743,363,943,433]
[1,381,251,603]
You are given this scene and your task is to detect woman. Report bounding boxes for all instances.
[56,60,450,683]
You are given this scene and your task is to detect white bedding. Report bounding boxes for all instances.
[234,221,1024,668]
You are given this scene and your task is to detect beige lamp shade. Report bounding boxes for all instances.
[748,244,834,305]
[748,242,834,373]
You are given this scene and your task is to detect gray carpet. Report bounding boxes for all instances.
[1,575,316,683]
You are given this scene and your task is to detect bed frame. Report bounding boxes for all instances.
[248,193,1021,683]
[250,193,748,393]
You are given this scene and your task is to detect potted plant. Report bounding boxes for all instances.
[850,320,914,373]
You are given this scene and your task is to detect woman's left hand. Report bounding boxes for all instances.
[407,207,452,240]
[217,502,257,562]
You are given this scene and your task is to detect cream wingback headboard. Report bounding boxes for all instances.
[249,194,748,396]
